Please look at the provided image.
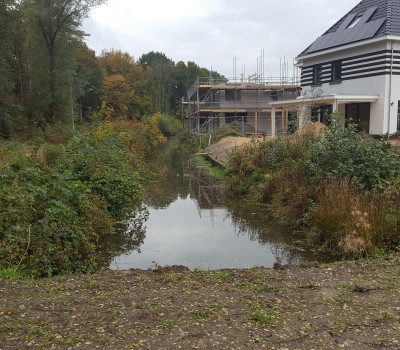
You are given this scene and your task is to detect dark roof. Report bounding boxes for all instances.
[299,0,400,57]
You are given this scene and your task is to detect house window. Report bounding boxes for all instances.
[311,105,332,124]
[331,60,342,82]
[345,103,370,133]
[225,90,241,101]
[313,65,323,85]
[397,101,400,132]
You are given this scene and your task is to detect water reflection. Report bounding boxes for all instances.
[96,210,148,268]
[226,202,303,265]
[146,142,188,209]
[108,140,319,270]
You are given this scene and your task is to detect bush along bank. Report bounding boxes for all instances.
[226,114,400,256]
[0,118,166,277]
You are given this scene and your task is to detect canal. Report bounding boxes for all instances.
[103,141,327,270]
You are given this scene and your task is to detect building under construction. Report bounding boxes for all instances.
[183,75,301,136]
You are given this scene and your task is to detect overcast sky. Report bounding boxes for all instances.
[83,0,361,78]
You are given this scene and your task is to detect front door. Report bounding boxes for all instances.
[345,103,370,133]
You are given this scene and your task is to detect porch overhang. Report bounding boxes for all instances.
[269,94,379,137]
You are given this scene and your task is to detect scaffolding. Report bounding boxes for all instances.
[183,76,301,136]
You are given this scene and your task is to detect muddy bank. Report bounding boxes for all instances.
[205,136,264,167]
[204,124,324,168]
[1,258,399,349]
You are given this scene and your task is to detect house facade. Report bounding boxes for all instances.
[272,0,400,136]
[183,77,300,135]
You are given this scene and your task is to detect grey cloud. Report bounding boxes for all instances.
[83,0,360,77]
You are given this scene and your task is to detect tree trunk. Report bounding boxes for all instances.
[47,46,56,123]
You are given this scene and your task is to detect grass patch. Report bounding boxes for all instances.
[250,310,277,326]
[212,271,231,281]
[206,164,226,179]
[0,268,26,279]
[193,155,226,179]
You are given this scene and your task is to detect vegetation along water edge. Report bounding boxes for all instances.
[225,114,400,258]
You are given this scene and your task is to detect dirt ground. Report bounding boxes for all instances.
[1,258,399,349]
[205,136,268,167]
[204,123,325,167]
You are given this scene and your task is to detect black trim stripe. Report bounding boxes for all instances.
[303,50,393,70]
[301,48,400,86]
[342,54,391,66]
[341,71,390,80]
[341,49,391,62]
[343,69,389,77]
[342,60,391,72]
[301,70,400,86]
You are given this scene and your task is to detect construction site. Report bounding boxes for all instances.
[182,55,302,136]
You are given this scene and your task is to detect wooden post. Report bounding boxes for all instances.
[255,112,258,137]
[285,110,289,133]
[196,87,200,132]
[271,108,276,137]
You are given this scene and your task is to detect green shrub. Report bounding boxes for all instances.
[90,168,143,219]
[226,143,261,195]
[0,163,97,276]
[226,113,400,255]
[43,143,64,166]
[158,114,182,137]
[0,122,148,277]
[227,133,316,199]
[261,165,313,227]
[308,114,400,190]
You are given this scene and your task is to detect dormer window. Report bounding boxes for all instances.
[347,16,362,29]
[313,64,323,85]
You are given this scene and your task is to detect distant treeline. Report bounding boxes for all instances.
[0,0,225,138]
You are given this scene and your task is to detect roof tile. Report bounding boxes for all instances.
[299,0,400,56]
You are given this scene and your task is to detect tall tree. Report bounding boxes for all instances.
[100,50,151,118]
[25,0,106,122]
[0,0,18,137]
[75,41,104,120]
[139,51,176,114]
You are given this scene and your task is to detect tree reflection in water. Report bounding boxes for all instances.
[146,141,190,209]
[96,208,148,269]
[100,139,337,269]
[225,201,303,265]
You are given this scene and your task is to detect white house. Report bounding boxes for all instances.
[272,0,400,136]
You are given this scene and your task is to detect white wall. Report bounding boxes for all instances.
[387,40,400,135]
[299,40,391,135]
[389,75,400,134]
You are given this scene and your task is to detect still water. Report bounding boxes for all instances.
[107,142,312,270]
